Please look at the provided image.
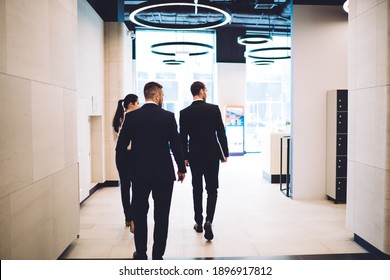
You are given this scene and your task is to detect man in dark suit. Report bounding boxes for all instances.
[116,81,186,260]
[179,81,228,241]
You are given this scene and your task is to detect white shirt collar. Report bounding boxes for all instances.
[145,100,158,105]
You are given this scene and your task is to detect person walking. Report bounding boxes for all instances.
[113,94,139,233]
[179,81,228,241]
[116,81,186,260]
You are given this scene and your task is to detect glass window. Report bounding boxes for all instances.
[244,35,291,153]
[135,29,215,118]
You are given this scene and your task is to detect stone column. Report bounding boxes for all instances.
[104,22,133,180]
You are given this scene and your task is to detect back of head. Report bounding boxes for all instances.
[112,93,138,133]
[144,81,163,100]
[123,93,138,109]
[190,81,205,96]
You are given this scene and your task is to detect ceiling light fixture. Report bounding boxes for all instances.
[252,60,274,66]
[343,1,349,13]
[151,42,213,56]
[129,2,231,30]
[163,59,185,65]
[237,35,273,45]
[247,47,291,60]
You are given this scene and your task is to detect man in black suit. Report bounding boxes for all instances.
[179,81,228,241]
[116,81,186,260]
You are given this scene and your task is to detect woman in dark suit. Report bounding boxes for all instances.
[179,81,229,241]
[116,82,186,260]
[113,94,139,233]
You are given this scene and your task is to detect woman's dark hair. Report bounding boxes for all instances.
[112,94,138,133]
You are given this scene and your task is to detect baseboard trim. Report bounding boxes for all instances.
[354,234,390,259]
[263,171,287,183]
[80,180,119,205]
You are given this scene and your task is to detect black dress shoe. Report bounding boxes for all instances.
[204,221,214,241]
[193,224,203,233]
[133,251,147,260]
[152,256,164,260]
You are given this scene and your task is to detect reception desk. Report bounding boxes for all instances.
[262,130,290,183]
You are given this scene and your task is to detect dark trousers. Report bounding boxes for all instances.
[132,181,174,260]
[115,151,133,222]
[190,158,220,225]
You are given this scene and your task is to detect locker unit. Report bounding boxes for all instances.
[326,89,348,203]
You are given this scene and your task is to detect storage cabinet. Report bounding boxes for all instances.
[326,89,348,203]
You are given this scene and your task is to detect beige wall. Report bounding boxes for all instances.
[104,22,134,181]
[347,0,390,255]
[0,0,79,259]
[292,5,348,199]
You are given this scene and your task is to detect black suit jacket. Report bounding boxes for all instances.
[179,100,229,163]
[116,103,186,182]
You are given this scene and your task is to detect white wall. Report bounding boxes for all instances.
[292,5,348,199]
[216,63,246,118]
[78,0,105,201]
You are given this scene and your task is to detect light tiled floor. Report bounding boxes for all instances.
[60,153,367,259]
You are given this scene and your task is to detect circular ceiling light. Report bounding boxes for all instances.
[151,42,213,56]
[129,2,231,30]
[163,59,185,65]
[252,60,274,66]
[237,35,272,45]
[343,1,349,13]
[247,47,291,60]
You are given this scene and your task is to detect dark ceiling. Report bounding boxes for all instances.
[87,0,346,35]
[86,0,347,62]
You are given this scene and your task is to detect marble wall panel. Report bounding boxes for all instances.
[77,97,92,202]
[0,0,6,73]
[348,17,357,91]
[90,116,104,183]
[346,160,356,231]
[348,90,357,162]
[355,86,390,170]
[0,74,33,198]
[104,23,125,63]
[354,163,389,250]
[64,89,78,167]
[58,0,77,16]
[10,177,54,259]
[6,0,50,83]
[0,195,11,259]
[106,140,118,180]
[356,7,377,89]
[51,164,79,257]
[376,1,390,86]
[357,0,380,16]
[31,82,65,182]
[49,0,77,90]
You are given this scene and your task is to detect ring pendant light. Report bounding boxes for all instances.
[129,2,231,30]
[163,59,185,65]
[252,60,275,66]
[247,47,291,60]
[151,42,213,56]
[237,34,273,45]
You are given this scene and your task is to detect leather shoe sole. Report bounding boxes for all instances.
[204,222,214,241]
[133,251,147,260]
[193,224,203,233]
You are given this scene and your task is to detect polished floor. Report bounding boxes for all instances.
[59,153,374,260]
